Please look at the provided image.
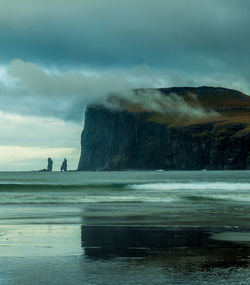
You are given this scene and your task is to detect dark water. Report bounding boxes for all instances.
[0,171,250,284]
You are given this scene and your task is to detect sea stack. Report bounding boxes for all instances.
[60,158,67,172]
[47,158,53,172]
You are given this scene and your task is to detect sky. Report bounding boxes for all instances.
[1,0,250,170]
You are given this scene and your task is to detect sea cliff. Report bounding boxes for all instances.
[78,87,250,170]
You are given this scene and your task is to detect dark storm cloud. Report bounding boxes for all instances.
[1,0,250,122]
[0,59,161,121]
[1,0,250,74]
[0,57,249,122]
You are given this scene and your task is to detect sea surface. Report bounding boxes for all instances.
[0,171,250,284]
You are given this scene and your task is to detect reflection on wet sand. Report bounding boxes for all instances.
[81,226,250,268]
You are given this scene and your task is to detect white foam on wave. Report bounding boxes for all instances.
[128,182,250,191]
[85,196,176,203]
[0,194,176,204]
[211,194,250,202]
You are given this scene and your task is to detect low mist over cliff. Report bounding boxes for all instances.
[78,86,250,171]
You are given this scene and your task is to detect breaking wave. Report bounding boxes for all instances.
[127,182,250,191]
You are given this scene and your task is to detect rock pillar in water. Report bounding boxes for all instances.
[47,157,53,172]
[60,158,67,171]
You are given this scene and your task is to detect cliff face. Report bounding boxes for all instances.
[78,87,250,171]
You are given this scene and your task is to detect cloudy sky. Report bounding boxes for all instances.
[1,0,250,170]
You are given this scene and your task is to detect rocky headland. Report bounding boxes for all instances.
[78,86,250,170]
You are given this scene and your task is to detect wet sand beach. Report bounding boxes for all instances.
[1,171,250,284]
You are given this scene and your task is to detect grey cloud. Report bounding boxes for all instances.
[117,90,219,122]
[7,59,132,97]
[0,0,250,77]
[1,59,164,121]
[1,58,250,122]
[0,111,81,148]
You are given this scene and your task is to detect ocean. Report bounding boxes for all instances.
[0,170,250,284]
